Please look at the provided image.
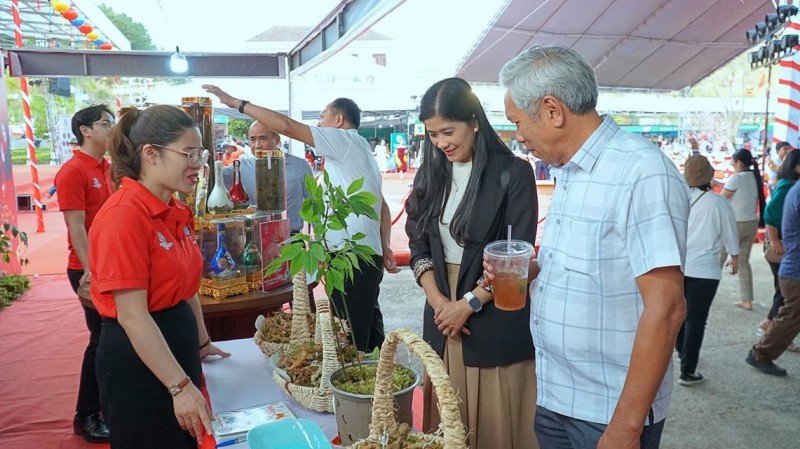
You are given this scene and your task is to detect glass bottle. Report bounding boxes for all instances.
[180,97,215,211]
[209,222,237,276]
[207,160,233,214]
[254,149,286,212]
[241,218,261,275]
[228,159,250,209]
[194,150,210,217]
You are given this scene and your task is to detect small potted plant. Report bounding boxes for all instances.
[265,172,419,436]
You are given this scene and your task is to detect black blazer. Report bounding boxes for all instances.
[407,153,538,367]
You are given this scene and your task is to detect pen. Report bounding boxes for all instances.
[215,436,247,447]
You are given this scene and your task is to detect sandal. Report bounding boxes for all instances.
[735,301,752,311]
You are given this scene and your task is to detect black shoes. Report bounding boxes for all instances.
[746,350,787,377]
[73,412,110,443]
[678,371,705,386]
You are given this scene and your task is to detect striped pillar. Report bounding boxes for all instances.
[772,22,800,149]
[11,0,44,233]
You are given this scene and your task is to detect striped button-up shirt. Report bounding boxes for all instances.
[531,116,689,425]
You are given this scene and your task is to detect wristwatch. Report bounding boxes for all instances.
[168,377,191,397]
[463,291,482,313]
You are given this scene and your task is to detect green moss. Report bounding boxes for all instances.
[333,364,415,395]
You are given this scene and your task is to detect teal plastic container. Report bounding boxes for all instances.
[247,418,331,449]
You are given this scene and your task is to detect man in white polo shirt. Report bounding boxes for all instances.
[499,46,689,449]
[203,85,399,352]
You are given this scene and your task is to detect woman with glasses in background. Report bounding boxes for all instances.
[88,105,229,448]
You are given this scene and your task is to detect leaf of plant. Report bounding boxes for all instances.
[351,191,378,207]
[304,173,318,198]
[346,177,365,195]
[327,268,345,295]
[328,219,345,231]
[300,199,320,224]
[309,242,326,262]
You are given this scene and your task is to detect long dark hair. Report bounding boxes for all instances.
[406,78,512,245]
[108,105,197,186]
[733,149,767,227]
[778,149,800,182]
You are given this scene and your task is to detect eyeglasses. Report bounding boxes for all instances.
[151,144,203,165]
[92,120,115,130]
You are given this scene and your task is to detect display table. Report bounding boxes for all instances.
[77,282,313,341]
[202,338,338,448]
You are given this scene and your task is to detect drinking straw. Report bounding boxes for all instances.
[506,224,512,268]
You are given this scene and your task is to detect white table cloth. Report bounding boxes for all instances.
[203,338,338,448]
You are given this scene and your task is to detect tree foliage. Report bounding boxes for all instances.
[98,4,157,51]
[227,119,253,142]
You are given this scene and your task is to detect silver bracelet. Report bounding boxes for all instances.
[413,258,434,286]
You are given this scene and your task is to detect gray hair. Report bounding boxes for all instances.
[499,45,598,116]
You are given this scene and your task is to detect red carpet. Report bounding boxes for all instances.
[0,274,424,449]
[0,274,108,449]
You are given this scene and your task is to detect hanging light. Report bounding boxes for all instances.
[170,46,188,74]
[778,4,799,23]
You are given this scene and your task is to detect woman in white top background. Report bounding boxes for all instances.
[722,149,767,311]
[676,155,739,386]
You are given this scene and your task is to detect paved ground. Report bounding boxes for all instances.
[14,166,799,448]
[378,260,800,449]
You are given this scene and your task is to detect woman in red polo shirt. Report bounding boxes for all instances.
[89,105,229,449]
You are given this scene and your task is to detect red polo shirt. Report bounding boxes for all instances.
[54,151,114,270]
[89,177,202,319]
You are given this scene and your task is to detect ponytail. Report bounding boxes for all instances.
[107,107,142,188]
[752,160,767,228]
[733,149,766,227]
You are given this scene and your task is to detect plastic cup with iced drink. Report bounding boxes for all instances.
[484,239,534,311]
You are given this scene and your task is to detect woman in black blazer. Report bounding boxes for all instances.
[406,78,539,449]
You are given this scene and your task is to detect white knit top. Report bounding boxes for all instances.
[439,161,473,264]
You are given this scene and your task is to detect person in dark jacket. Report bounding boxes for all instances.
[406,77,538,449]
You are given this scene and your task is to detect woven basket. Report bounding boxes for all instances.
[254,270,312,356]
[271,296,341,413]
[351,328,467,449]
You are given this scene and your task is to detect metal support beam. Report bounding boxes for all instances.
[288,0,406,77]
[7,48,287,78]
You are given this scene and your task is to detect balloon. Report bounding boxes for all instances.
[100,43,113,50]
[52,0,69,13]
[70,17,84,26]
[62,9,78,21]
[78,24,93,34]
[94,38,105,45]
[86,31,99,40]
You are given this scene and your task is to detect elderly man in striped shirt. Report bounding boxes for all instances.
[498,46,689,449]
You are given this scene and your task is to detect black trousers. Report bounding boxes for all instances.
[67,268,102,417]
[330,254,385,352]
[675,276,720,376]
[767,261,784,320]
[97,301,201,449]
